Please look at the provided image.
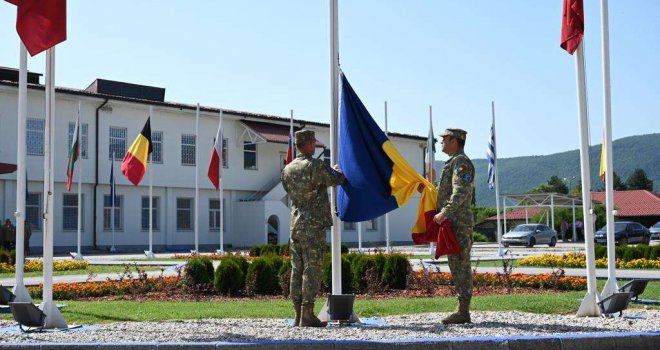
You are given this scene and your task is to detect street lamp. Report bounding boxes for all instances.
[563,176,576,193]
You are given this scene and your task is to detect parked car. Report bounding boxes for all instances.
[594,221,651,245]
[650,221,660,240]
[502,224,557,248]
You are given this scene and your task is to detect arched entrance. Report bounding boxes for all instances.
[267,215,279,244]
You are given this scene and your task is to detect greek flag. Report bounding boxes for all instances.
[487,121,496,190]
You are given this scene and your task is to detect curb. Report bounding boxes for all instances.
[0,331,657,349]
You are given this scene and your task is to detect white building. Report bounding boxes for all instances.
[0,67,429,253]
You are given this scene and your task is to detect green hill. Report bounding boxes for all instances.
[435,133,660,207]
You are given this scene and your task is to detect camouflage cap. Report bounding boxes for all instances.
[295,129,316,146]
[439,128,467,141]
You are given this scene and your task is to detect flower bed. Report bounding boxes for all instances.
[410,271,586,291]
[0,259,89,273]
[28,276,180,300]
[518,252,660,269]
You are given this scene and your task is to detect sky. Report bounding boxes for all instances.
[0,0,658,160]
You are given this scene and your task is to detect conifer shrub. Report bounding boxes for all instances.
[246,257,278,295]
[221,255,249,276]
[382,253,411,290]
[350,254,377,293]
[214,259,244,295]
[184,257,214,286]
[322,254,353,294]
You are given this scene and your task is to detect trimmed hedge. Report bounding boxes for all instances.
[350,254,377,292]
[221,255,249,276]
[594,244,660,261]
[322,254,353,294]
[184,257,214,286]
[473,231,489,242]
[214,259,244,295]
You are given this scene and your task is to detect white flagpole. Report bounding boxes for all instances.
[194,104,200,254]
[574,43,600,317]
[76,101,83,260]
[427,105,435,256]
[329,0,342,295]
[146,106,155,258]
[599,0,618,299]
[110,154,116,253]
[492,101,504,257]
[357,222,363,252]
[219,109,224,254]
[13,42,32,302]
[42,47,67,328]
[384,101,391,253]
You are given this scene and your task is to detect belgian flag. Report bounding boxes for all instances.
[121,118,152,185]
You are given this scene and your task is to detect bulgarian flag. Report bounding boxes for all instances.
[208,115,223,190]
[5,0,67,56]
[66,113,80,190]
[121,118,152,186]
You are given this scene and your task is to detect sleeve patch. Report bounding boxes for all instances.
[461,173,473,183]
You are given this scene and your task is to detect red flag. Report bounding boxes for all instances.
[412,213,460,259]
[560,0,584,55]
[285,131,294,165]
[208,121,222,190]
[6,0,67,56]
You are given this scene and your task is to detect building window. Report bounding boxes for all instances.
[25,193,41,231]
[177,198,194,230]
[109,126,127,160]
[181,134,196,166]
[26,118,45,156]
[209,198,226,231]
[150,131,163,164]
[103,195,122,230]
[68,122,89,159]
[141,196,160,231]
[222,138,228,168]
[322,148,330,167]
[366,218,377,231]
[243,141,257,170]
[343,222,355,231]
[62,194,83,231]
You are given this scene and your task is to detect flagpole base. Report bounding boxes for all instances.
[69,252,84,261]
[11,282,33,303]
[576,291,601,317]
[190,250,198,255]
[600,277,619,300]
[40,301,68,329]
[215,249,225,255]
[317,299,361,324]
[144,250,155,259]
[109,246,116,253]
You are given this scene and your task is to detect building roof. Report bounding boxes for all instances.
[0,79,427,142]
[0,162,16,175]
[592,190,660,217]
[241,120,325,147]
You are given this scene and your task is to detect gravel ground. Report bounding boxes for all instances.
[1,311,659,343]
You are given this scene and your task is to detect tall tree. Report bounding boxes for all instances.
[529,175,569,194]
[626,168,653,191]
[612,171,627,191]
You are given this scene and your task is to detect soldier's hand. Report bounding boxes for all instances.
[417,183,425,193]
[433,212,447,225]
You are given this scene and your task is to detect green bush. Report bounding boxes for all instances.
[249,245,262,257]
[382,253,411,290]
[350,254,377,292]
[260,244,281,256]
[221,255,249,276]
[0,248,14,265]
[246,257,278,295]
[473,231,489,242]
[650,245,660,260]
[373,253,387,278]
[264,255,285,273]
[184,257,215,286]
[322,254,353,294]
[278,259,292,297]
[595,245,607,259]
[214,259,244,295]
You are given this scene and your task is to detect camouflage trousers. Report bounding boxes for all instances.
[289,227,326,305]
[447,224,473,299]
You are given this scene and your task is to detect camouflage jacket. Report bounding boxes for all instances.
[281,153,345,231]
[436,150,474,227]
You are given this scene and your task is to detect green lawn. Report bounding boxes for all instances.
[1,280,656,324]
[0,265,165,279]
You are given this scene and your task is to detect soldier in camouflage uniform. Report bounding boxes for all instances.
[434,128,475,324]
[281,130,345,327]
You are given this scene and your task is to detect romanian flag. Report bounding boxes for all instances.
[6,0,67,56]
[121,117,152,186]
[337,73,439,242]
